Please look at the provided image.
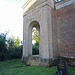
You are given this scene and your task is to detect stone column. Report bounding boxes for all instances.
[47,5,53,58]
[28,26,32,56]
[40,5,49,58]
[23,18,29,58]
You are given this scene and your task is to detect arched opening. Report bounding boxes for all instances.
[32,27,39,55]
[28,21,40,56]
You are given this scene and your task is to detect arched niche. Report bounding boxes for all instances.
[28,21,40,56]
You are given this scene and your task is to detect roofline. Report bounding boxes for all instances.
[22,0,32,9]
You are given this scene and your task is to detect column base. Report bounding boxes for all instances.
[22,55,54,66]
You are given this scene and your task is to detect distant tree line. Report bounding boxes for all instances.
[0,32,22,61]
[32,42,39,55]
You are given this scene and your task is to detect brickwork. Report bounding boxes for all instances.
[56,3,75,58]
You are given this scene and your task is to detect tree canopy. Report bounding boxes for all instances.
[0,32,22,61]
[32,27,39,55]
[32,28,39,43]
[14,37,20,47]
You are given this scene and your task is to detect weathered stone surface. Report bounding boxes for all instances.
[23,0,53,59]
[22,0,75,66]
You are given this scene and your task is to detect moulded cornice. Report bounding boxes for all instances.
[22,0,32,9]
[22,0,54,14]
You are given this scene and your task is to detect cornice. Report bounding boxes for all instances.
[56,0,75,9]
[22,0,54,15]
[22,0,34,9]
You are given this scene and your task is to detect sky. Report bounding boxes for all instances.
[0,0,28,41]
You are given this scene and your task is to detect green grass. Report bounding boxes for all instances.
[0,59,75,75]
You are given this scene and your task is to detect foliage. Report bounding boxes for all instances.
[14,37,20,47]
[32,28,39,43]
[0,33,7,61]
[7,36,15,48]
[32,42,39,55]
[0,33,7,51]
[0,59,75,75]
[32,28,39,55]
[0,32,22,61]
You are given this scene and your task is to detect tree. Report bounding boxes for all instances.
[0,33,7,61]
[32,28,39,55]
[0,31,22,61]
[32,42,39,55]
[0,33,7,52]
[14,37,20,47]
[7,36,15,48]
[32,28,39,43]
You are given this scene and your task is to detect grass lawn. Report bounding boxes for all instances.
[0,59,75,75]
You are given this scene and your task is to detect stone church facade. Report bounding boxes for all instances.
[22,0,75,66]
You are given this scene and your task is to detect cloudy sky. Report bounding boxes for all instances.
[0,0,28,41]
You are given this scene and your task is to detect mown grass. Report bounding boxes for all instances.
[0,59,75,75]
